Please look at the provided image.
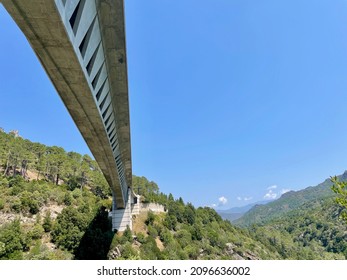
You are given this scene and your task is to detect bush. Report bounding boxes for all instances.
[51,207,88,251]
[140,236,162,260]
[20,191,40,214]
[72,189,82,199]
[63,193,72,206]
[121,243,137,259]
[29,224,44,240]
[159,228,173,245]
[0,198,5,210]
[147,225,158,238]
[136,232,146,244]
[0,220,27,259]
[0,242,5,256]
[8,176,25,188]
[184,244,200,259]
[123,226,133,243]
[42,211,53,232]
[175,229,192,248]
[164,214,177,230]
[145,211,156,226]
[10,198,21,213]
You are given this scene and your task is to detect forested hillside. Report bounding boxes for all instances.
[0,130,110,197]
[0,130,278,260]
[235,172,347,227]
[1,129,346,260]
[109,194,280,260]
[232,172,347,259]
[249,197,347,259]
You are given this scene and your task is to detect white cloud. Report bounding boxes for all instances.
[280,189,291,195]
[264,189,277,200]
[263,185,290,200]
[236,196,253,202]
[210,196,229,208]
[219,196,228,205]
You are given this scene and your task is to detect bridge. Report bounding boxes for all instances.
[1,0,136,231]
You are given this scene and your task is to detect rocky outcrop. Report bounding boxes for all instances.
[108,246,121,260]
[224,243,259,260]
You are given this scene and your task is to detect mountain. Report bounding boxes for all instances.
[1,129,346,260]
[250,196,347,259]
[235,171,347,227]
[218,200,270,222]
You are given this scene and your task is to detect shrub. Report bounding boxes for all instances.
[123,226,133,243]
[0,198,5,210]
[145,211,156,226]
[136,232,146,244]
[0,220,27,259]
[29,224,44,240]
[10,198,21,213]
[159,228,173,245]
[147,225,158,238]
[42,211,53,232]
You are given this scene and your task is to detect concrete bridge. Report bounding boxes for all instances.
[1,0,134,231]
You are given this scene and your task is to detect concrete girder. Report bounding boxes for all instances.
[1,0,132,211]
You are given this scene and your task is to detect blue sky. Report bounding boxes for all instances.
[2,0,347,209]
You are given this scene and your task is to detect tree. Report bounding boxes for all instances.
[163,214,177,231]
[0,220,27,259]
[46,146,67,185]
[123,226,133,243]
[145,211,156,226]
[331,176,347,222]
[42,211,53,232]
[51,206,89,251]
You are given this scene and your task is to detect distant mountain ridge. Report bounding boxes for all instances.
[234,171,347,227]
[217,200,270,221]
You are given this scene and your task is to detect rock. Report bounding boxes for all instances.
[232,253,245,260]
[243,250,259,260]
[225,243,236,255]
[108,246,121,260]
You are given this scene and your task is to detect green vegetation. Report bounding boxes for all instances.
[0,172,113,259]
[235,172,347,227]
[0,130,113,259]
[0,130,110,197]
[331,176,347,222]
[249,198,347,259]
[232,173,347,260]
[1,129,347,260]
[108,198,279,260]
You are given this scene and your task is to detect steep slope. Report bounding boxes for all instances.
[1,129,346,260]
[250,197,347,259]
[108,198,281,260]
[235,171,347,227]
[0,131,279,259]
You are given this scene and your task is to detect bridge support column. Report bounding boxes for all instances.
[111,189,133,232]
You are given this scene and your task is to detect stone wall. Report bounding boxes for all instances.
[140,203,166,213]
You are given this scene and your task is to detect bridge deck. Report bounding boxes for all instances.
[1,0,132,210]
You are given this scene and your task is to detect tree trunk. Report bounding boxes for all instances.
[23,160,29,179]
[20,159,26,177]
[3,152,10,176]
[13,157,18,177]
[45,162,50,180]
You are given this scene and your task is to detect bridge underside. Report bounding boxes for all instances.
[2,0,133,230]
